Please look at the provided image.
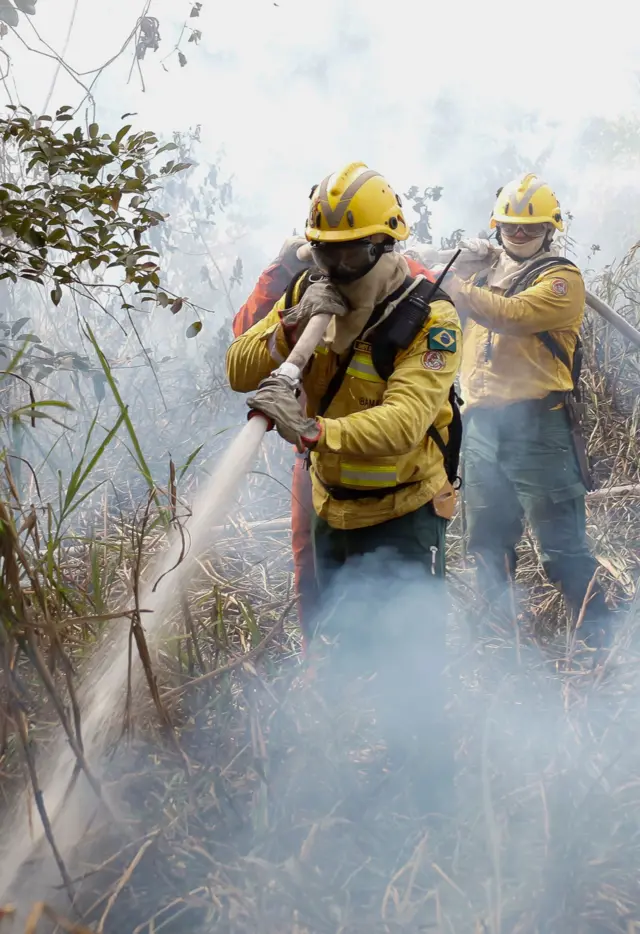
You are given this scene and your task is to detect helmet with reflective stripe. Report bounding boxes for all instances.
[305,161,409,243]
[490,174,564,231]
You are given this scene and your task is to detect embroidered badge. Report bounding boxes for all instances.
[428,327,457,352]
[422,350,445,371]
[354,339,372,353]
[551,278,568,296]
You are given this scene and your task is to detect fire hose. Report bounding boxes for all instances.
[584,290,640,350]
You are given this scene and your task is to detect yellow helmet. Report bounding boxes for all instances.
[490,174,564,232]
[305,161,409,244]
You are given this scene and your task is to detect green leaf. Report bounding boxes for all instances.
[178,443,204,480]
[51,282,62,306]
[186,321,202,338]
[115,124,132,144]
[83,322,155,494]
[89,122,99,138]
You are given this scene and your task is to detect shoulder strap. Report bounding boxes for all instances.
[317,351,356,418]
[504,256,580,388]
[477,255,581,389]
[370,276,451,382]
[316,275,463,485]
[503,255,578,298]
[316,276,418,418]
[368,277,461,485]
[427,386,463,487]
[283,268,328,310]
[474,256,578,299]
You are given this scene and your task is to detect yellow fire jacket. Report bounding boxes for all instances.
[226,284,462,530]
[458,261,585,408]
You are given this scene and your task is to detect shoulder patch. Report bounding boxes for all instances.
[422,350,446,371]
[428,327,457,353]
[551,278,568,296]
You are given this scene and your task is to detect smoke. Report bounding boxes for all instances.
[5,0,640,270]
[5,544,635,930]
[1,2,640,926]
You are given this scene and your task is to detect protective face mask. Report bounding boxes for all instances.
[502,233,546,259]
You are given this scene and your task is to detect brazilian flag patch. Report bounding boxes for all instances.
[428,328,457,352]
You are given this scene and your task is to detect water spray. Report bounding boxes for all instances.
[0,312,333,903]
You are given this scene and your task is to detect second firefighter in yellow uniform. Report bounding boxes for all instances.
[444,173,612,649]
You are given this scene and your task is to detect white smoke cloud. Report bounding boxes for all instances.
[4,0,640,270]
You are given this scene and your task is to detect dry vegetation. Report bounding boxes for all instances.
[2,254,640,934]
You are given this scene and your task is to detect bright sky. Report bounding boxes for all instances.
[3,0,640,264]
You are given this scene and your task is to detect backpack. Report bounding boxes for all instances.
[286,270,463,487]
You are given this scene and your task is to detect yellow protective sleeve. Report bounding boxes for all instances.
[459,266,585,336]
[225,299,291,393]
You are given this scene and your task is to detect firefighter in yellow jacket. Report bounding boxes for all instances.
[226,162,462,811]
[444,174,612,649]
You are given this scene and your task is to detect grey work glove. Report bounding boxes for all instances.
[458,237,493,259]
[247,374,322,452]
[281,278,350,343]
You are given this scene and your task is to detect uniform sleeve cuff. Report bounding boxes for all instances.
[260,321,292,364]
[313,417,341,453]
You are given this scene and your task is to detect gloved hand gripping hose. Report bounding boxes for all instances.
[247,313,333,432]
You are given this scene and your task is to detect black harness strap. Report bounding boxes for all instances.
[504,256,580,389]
[317,477,418,501]
[283,267,326,310]
[316,275,417,418]
[476,255,580,386]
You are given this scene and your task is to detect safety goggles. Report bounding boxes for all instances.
[498,222,548,240]
[310,238,387,283]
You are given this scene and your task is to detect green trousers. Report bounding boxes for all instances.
[311,503,446,589]
[464,401,611,645]
[309,504,453,814]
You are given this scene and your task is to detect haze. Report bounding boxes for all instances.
[5,0,640,282]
